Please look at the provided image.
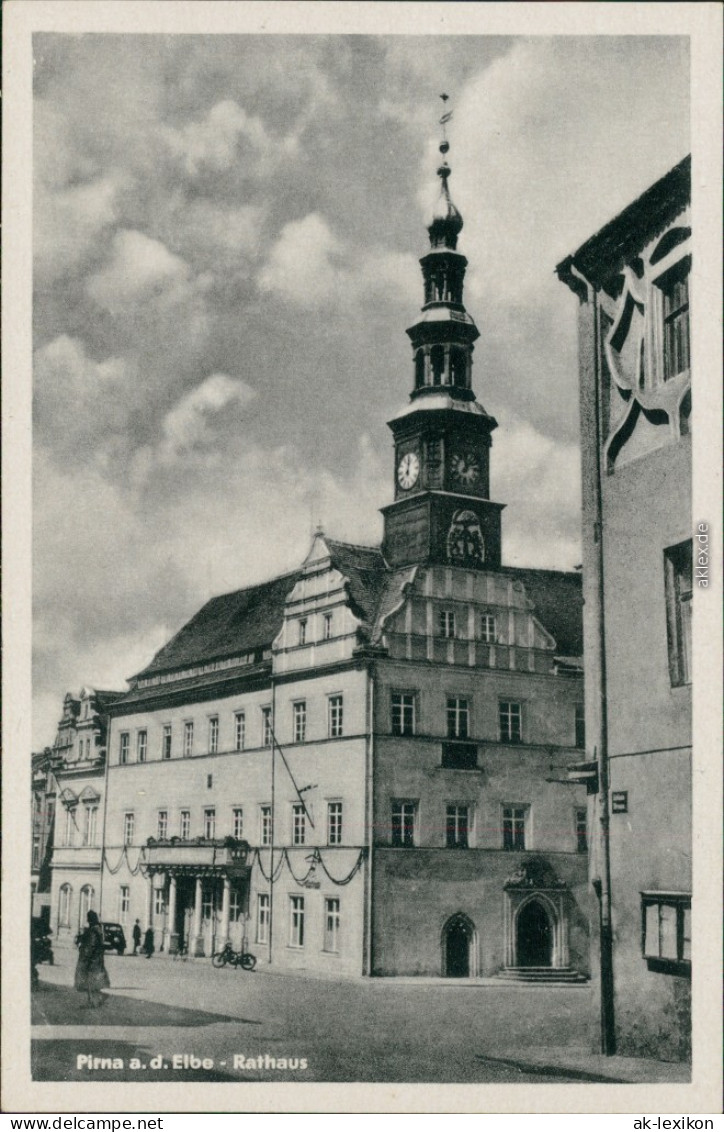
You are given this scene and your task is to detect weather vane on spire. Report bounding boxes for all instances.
[439,92,453,155]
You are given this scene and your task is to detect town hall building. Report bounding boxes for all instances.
[42,132,590,981]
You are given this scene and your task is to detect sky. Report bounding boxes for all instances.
[32,33,690,747]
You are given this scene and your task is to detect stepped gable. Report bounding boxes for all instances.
[134,569,301,680]
[323,538,388,627]
[502,567,583,658]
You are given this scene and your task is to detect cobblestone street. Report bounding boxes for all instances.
[31,944,690,1084]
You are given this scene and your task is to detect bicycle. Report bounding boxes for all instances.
[211,941,257,970]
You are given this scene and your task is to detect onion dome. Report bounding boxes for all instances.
[427,146,464,250]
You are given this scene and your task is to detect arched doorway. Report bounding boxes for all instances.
[442,913,476,977]
[516,899,553,967]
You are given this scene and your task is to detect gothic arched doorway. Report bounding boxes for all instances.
[516,899,553,967]
[442,913,476,978]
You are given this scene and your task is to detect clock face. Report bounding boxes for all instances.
[397,451,420,490]
[450,451,480,488]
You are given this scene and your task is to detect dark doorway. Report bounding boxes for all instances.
[443,914,473,977]
[175,877,194,953]
[516,900,553,967]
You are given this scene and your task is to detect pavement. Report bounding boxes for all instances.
[31,943,691,1084]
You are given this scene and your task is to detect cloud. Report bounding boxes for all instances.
[165,99,299,181]
[86,229,197,312]
[492,410,581,570]
[258,212,419,310]
[33,335,136,463]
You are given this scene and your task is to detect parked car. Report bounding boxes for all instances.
[31,928,54,966]
[74,922,127,954]
[101,922,127,954]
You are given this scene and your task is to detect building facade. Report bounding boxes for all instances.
[45,688,122,944]
[42,132,590,980]
[557,156,692,1059]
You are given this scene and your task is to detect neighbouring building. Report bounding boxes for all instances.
[45,688,123,943]
[557,155,692,1059]
[42,130,590,980]
[32,747,58,927]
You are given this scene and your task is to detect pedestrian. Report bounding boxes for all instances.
[132,919,142,955]
[143,926,155,959]
[74,910,110,1008]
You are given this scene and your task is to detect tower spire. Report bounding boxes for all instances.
[428,94,463,250]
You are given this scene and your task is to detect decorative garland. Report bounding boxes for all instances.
[251,845,366,887]
[102,845,145,876]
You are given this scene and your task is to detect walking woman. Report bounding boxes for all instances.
[75,910,110,1008]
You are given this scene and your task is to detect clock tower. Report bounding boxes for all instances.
[381,108,504,569]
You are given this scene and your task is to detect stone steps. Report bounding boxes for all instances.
[498,966,589,985]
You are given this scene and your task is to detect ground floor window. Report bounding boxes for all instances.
[323,898,340,953]
[642,892,691,974]
[575,807,588,853]
[256,893,270,944]
[119,884,130,924]
[154,888,166,918]
[391,800,417,847]
[202,885,215,921]
[229,886,244,923]
[289,895,305,948]
[79,884,94,929]
[59,883,72,927]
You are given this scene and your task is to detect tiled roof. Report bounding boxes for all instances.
[503,567,583,657]
[324,539,388,626]
[134,570,300,679]
[114,662,272,711]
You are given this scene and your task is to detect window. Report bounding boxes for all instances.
[154,889,166,918]
[202,885,214,920]
[157,810,168,840]
[79,885,94,926]
[441,742,477,769]
[59,884,72,927]
[123,812,135,846]
[642,893,691,974]
[293,701,307,743]
[207,774,213,789]
[480,613,497,643]
[391,800,417,847]
[162,724,172,760]
[440,610,456,638]
[119,885,130,924]
[323,613,333,640]
[119,732,130,765]
[665,541,692,686]
[575,703,586,749]
[232,807,244,840]
[260,805,272,847]
[502,805,527,851]
[229,886,244,922]
[328,695,344,738]
[391,692,416,736]
[658,261,690,381]
[324,898,340,952]
[63,806,75,847]
[446,697,469,740]
[262,706,273,747]
[446,805,470,848]
[183,721,194,757]
[83,805,98,846]
[499,701,523,743]
[180,810,190,840]
[137,730,147,763]
[327,801,343,846]
[289,895,305,947]
[257,893,270,943]
[209,716,219,754]
[575,808,588,854]
[203,808,216,839]
[298,619,307,646]
[234,712,246,752]
[292,803,306,846]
